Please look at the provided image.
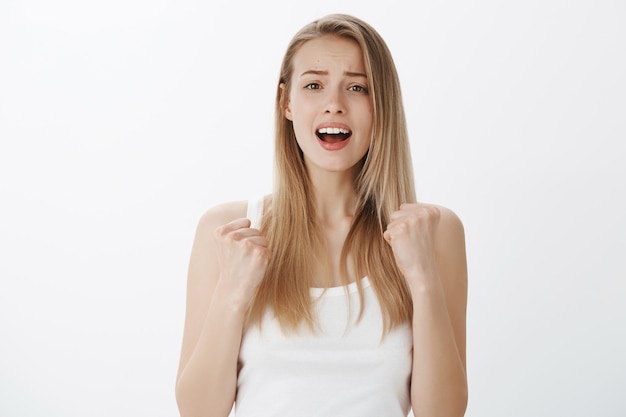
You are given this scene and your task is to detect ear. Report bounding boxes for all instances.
[280,83,293,121]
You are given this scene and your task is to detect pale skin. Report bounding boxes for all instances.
[176,35,467,417]
[385,204,468,417]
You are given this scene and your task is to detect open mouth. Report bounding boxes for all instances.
[316,127,352,143]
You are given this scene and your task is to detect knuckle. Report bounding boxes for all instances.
[226,232,239,242]
[425,206,440,222]
[404,214,419,227]
[214,224,228,239]
[251,246,269,262]
[396,221,409,234]
[427,205,439,215]
[242,239,256,251]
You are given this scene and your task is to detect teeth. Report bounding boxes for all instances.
[318,127,349,135]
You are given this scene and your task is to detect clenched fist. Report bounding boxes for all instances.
[214,218,271,306]
[383,203,440,284]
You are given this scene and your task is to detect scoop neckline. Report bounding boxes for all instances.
[309,277,370,297]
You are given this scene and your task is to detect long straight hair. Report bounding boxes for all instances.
[247,14,416,333]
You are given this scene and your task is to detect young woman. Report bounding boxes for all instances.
[175,14,468,417]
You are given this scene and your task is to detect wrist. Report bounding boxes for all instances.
[404,269,442,297]
[212,279,253,316]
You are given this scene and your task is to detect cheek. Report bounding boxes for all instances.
[290,98,315,129]
[362,111,374,135]
[359,138,371,157]
[360,100,374,127]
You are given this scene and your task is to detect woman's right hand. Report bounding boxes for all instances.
[176,209,269,417]
[214,218,271,306]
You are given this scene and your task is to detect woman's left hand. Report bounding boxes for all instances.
[383,203,441,284]
[386,203,468,416]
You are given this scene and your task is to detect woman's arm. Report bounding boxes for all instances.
[175,202,271,417]
[384,204,468,417]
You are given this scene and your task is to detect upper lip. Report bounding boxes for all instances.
[315,122,352,134]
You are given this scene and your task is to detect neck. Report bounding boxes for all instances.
[308,167,360,225]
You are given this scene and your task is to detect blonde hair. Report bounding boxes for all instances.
[247,14,416,333]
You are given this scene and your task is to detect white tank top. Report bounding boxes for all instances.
[236,198,413,416]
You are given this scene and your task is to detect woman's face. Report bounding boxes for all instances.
[284,35,373,176]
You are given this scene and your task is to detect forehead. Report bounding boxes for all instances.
[292,35,365,73]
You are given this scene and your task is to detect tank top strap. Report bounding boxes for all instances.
[246,196,265,229]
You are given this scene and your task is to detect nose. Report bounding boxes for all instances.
[324,88,345,114]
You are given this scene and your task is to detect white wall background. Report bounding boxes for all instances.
[1,1,624,416]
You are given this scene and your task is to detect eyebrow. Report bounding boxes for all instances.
[299,70,367,78]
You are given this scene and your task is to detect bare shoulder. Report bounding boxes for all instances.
[421,202,467,280]
[431,204,465,241]
[196,200,249,235]
[183,200,249,329]
[177,200,249,379]
[188,200,249,264]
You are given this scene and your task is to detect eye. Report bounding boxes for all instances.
[304,82,322,90]
[348,84,368,93]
